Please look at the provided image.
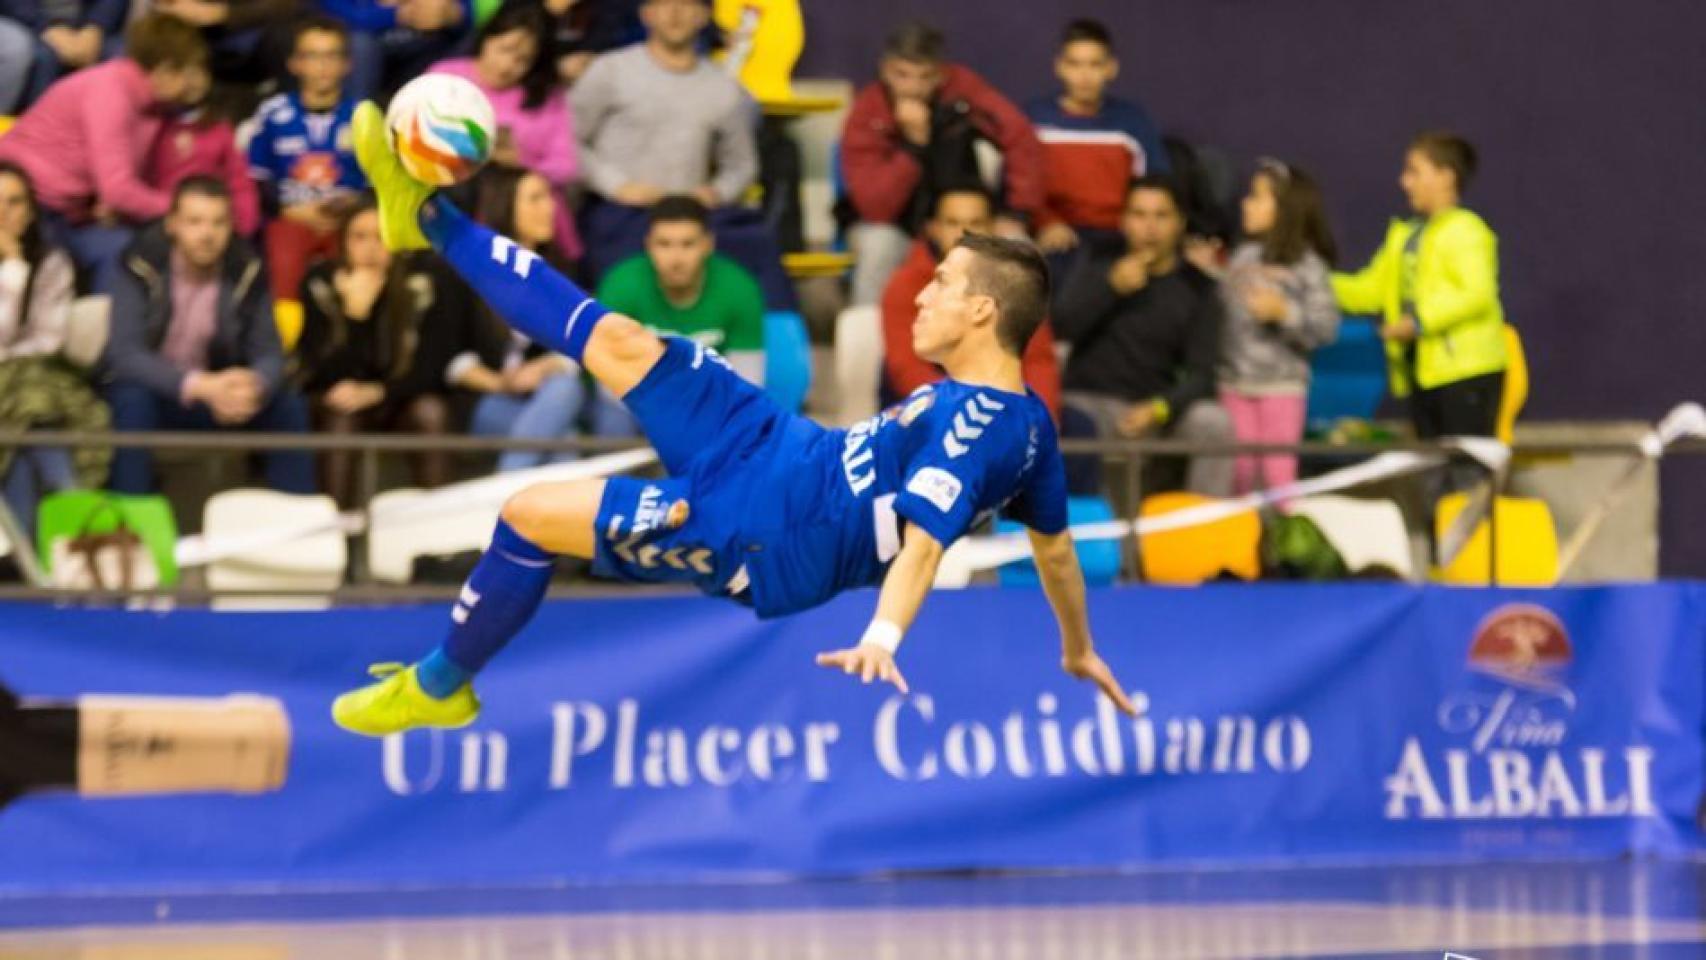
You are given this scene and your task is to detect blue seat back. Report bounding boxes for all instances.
[994,496,1122,587]
[1306,317,1387,430]
[763,310,812,412]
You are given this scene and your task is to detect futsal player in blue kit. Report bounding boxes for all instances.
[333,102,1136,735]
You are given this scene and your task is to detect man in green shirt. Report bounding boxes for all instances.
[592,196,766,437]
[596,195,767,386]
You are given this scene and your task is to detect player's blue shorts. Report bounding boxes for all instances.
[590,337,794,600]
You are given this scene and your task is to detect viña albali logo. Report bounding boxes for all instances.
[1383,604,1657,820]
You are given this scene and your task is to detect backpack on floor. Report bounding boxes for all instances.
[37,491,179,589]
[1260,511,1349,581]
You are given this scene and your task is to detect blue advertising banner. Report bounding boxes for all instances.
[0,584,1701,890]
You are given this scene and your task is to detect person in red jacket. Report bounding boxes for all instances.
[882,187,1060,419]
[841,20,1044,307]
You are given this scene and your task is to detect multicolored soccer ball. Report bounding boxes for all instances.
[385,75,496,187]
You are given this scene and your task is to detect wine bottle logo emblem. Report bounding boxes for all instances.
[3,683,292,805]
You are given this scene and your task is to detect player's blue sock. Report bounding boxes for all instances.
[419,195,608,362]
[415,519,556,699]
[415,648,468,700]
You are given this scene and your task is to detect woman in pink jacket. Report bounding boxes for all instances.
[430,2,581,260]
[0,13,208,291]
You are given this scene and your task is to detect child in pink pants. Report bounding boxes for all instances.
[1216,159,1341,494]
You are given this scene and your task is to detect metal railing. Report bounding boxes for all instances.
[0,428,1698,603]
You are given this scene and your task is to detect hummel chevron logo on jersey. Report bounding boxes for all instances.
[612,534,713,574]
[943,393,1006,458]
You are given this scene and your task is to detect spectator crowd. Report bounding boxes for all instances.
[0,2,1512,562]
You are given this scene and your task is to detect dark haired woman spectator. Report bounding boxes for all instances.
[1217,158,1340,493]
[0,162,109,538]
[461,164,591,472]
[1334,132,1508,481]
[430,2,581,258]
[295,198,466,505]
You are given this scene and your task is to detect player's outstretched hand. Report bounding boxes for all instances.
[816,645,910,694]
[1063,650,1137,716]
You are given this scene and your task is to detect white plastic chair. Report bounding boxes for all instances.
[1286,494,1415,580]
[203,490,347,609]
[366,488,501,585]
[63,295,110,369]
[832,305,883,426]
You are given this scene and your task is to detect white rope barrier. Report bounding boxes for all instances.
[948,403,1700,576]
[944,448,1457,574]
[174,448,658,568]
[1556,402,1706,574]
[169,400,1704,578]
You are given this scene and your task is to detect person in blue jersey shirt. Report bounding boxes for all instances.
[331,100,1136,736]
[247,15,367,303]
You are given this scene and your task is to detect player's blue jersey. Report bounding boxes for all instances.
[595,339,1069,619]
[743,380,1069,616]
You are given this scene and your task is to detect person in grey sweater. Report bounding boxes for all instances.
[1215,159,1340,494]
[571,0,757,278]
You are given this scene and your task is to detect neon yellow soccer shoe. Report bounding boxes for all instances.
[331,663,480,737]
[351,101,433,252]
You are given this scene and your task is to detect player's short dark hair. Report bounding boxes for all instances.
[292,13,349,51]
[955,234,1050,357]
[170,175,231,211]
[1410,130,1478,192]
[649,195,711,232]
[126,12,210,71]
[884,21,946,64]
[1061,18,1114,54]
[1128,174,1184,212]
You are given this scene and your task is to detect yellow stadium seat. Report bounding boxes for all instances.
[0,116,14,137]
[1433,493,1559,586]
[1138,492,1262,585]
[714,0,803,103]
[1496,325,1528,445]
[274,299,303,353]
[782,251,855,279]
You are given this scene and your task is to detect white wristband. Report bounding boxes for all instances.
[859,619,904,654]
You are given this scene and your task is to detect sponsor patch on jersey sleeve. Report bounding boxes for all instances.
[899,389,935,426]
[906,466,964,513]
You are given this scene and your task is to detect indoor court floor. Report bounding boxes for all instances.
[1,860,1702,959]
